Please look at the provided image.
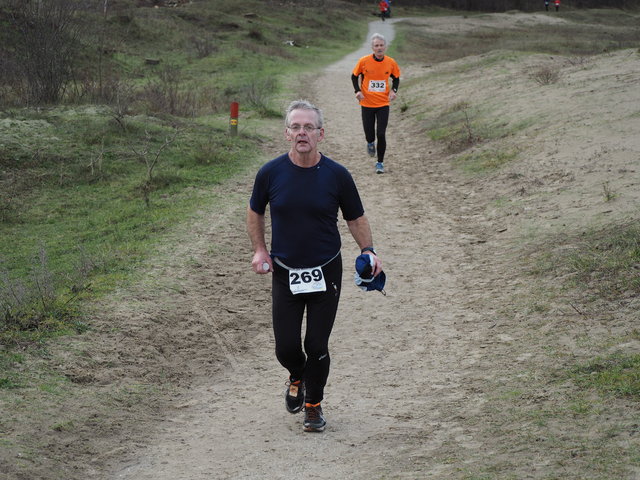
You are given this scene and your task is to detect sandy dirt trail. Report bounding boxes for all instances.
[109,19,506,479]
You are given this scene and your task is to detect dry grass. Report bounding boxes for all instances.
[395,11,640,65]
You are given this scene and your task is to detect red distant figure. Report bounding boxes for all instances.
[554,0,560,11]
[378,0,389,21]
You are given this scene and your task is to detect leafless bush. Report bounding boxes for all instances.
[248,28,264,41]
[71,75,138,129]
[0,173,20,224]
[602,181,617,202]
[566,56,589,66]
[88,139,105,177]
[110,84,138,130]
[241,77,279,117]
[0,52,21,105]
[190,36,217,58]
[68,71,133,105]
[1,248,56,331]
[132,128,179,206]
[201,86,228,114]
[447,109,481,152]
[0,246,94,333]
[530,65,561,86]
[447,100,471,113]
[0,267,30,330]
[461,110,480,146]
[7,0,82,104]
[142,66,198,117]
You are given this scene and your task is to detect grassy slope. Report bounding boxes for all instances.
[0,0,368,339]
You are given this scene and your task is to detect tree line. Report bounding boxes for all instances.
[348,0,638,11]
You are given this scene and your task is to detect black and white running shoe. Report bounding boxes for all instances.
[303,403,326,432]
[285,378,304,414]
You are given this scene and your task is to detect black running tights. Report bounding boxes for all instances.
[271,254,342,405]
[361,105,390,162]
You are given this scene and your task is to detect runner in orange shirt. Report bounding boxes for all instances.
[351,33,401,174]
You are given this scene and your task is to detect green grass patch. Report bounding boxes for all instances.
[0,375,22,389]
[564,221,640,299]
[424,102,479,150]
[571,353,640,398]
[0,114,264,348]
[423,101,515,155]
[530,220,640,302]
[0,112,259,344]
[454,149,517,175]
[0,351,24,386]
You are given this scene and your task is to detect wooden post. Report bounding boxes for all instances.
[230,102,239,136]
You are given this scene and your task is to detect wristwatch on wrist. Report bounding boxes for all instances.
[361,246,376,255]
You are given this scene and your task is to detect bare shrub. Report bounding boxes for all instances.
[602,181,617,202]
[0,245,95,335]
[201,86,228,114]
[88,139,105,177]
[0,52,22,106]
[68,71,134,108]
[0,267,30,331]
[566,56,590,66]
[530,65,561,86]
[248,28,264,41]
[447,100,471,113]
[132,128,179,206]
[109,81,137,130]
[190,36,217,58]
[7,0,82,104]
[447,109,481,152]
[461,110,480,146]
[0,172,20,223]
[240,77,279,117]
[142,66,198,117]
[237,40,292,60]
[0,246,80,333]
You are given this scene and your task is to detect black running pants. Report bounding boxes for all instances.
[271,254,342,405]
[361,105,390,163]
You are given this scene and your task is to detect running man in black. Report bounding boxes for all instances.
[247,100,382,432]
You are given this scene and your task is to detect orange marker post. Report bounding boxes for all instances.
[230,102,239,136]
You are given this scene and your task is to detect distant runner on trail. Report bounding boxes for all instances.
[247,100,383,433]
[351,32,401,174]
[378,0,389,20]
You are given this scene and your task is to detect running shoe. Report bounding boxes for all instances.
[375,162,385,174]
[285,378,304,414]
[303,402,326,432]
[367,142,376,157]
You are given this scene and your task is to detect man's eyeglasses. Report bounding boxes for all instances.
[287,124,320,133]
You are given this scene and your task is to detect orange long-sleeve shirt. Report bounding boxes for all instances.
[352,54,401,109]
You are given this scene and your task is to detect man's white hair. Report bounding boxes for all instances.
[371,33,386,46]
[285,100,324,128]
